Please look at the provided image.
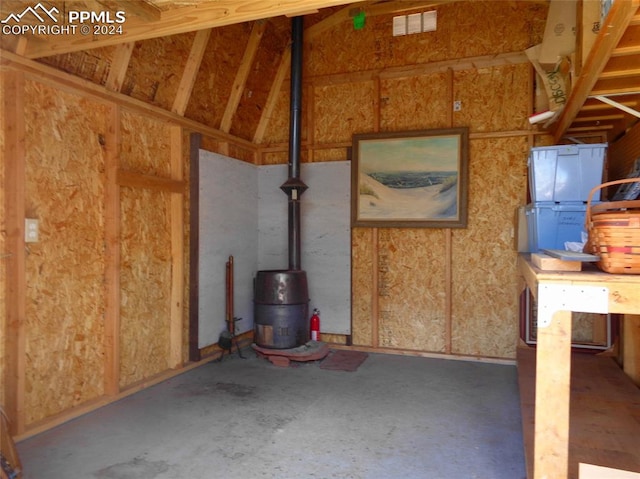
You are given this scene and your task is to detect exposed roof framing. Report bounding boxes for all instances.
[553,0,640,142]
[21,0,368,59]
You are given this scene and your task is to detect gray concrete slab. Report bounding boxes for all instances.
[17,351,526,479]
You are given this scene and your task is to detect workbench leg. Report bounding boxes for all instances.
[534,309,572,479]
[623,314,640,387]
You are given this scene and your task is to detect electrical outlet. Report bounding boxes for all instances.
[453,101,462,112]
[25,218,39,243]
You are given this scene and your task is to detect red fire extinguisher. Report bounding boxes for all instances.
[310,308,321,341]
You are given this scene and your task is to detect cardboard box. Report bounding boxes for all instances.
[526,44,572,112]
[539,0,577,68]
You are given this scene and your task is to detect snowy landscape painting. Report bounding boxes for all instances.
[351,128,469,228]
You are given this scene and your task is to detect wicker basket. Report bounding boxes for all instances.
[585,177,640,274]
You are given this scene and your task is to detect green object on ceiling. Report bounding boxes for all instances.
[353,11,365,30]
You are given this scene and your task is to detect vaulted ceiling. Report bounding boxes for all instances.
[1,0,639,145]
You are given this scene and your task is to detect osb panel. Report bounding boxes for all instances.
[351,228,374,346]
[226,144,256,164]
[451,137,529,359]
[314,81,375,144]
[23,80,108,423]
[232,19,290,141]
[307,1,546,76]
[313,148,347,162]
[37,46,117,86]
[380,73,450,132]
[377,228,447,352]
[119,188,172,388]
[120,111,171,177]
[262,151,288,166]
[453,64,531,132]
[322,334,348,345]
[261,82,289,145]
[186,23,252,130]
[124,32,194,110]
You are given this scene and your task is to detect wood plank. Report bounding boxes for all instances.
[105,43,134,92]
[2,70,27,435]
[220,21,266,133]
[169,126,184,369]
[518,346,640,479]
[103,0,162,22]
[171,29,211,116]
[531,253,584,271]
[623,315,640,386]
[534,310,572,479]
[117,169,185,193]
[103,105,121,397]
[253,46,290,144]
[23,0,367,59]
[553,0,640,142]
[372,228,379,348]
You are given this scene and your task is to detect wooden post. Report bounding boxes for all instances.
[169,126,184,368]
[3,70,26,435]
[534,309,572,479]
[622,314,640,386]
[104,105,121,396]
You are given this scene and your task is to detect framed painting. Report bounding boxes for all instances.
[351,127,469,228]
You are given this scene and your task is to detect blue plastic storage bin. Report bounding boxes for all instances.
[528,144,607,202]
[525,202,588,252]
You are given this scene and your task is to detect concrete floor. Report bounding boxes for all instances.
[17,350,526,479]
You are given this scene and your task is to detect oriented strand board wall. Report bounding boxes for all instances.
[378,229,447,351]
[124,33,194,109]
[451,137,529,358]
[120,112,172,176]
[118,113,174,388]
[23,81,108,423]
[295,1,541,359]
[119,188,172,388]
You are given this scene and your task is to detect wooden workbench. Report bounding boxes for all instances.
[517,254,640,479]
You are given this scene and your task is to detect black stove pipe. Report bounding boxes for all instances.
[280,16,307,271]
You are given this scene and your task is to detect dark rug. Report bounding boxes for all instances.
[320,350,368,372]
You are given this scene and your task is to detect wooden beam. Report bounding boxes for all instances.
[253,46,290,144]
[220,21,266,133]
[169,126,184,369]
[98,0,162,22]
[3,70,27,435]
[117,170,185,193]
[623,315,640,386]
[23,0,366,59]
[103,105,121,397]
[552,0,640,142]
[171,29,211,116]
[105,43,134,92]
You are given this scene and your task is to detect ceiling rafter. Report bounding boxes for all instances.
[171,29,211,116]
[552,0,640,142]
[220,21,266,133]
[23,0,367,59]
